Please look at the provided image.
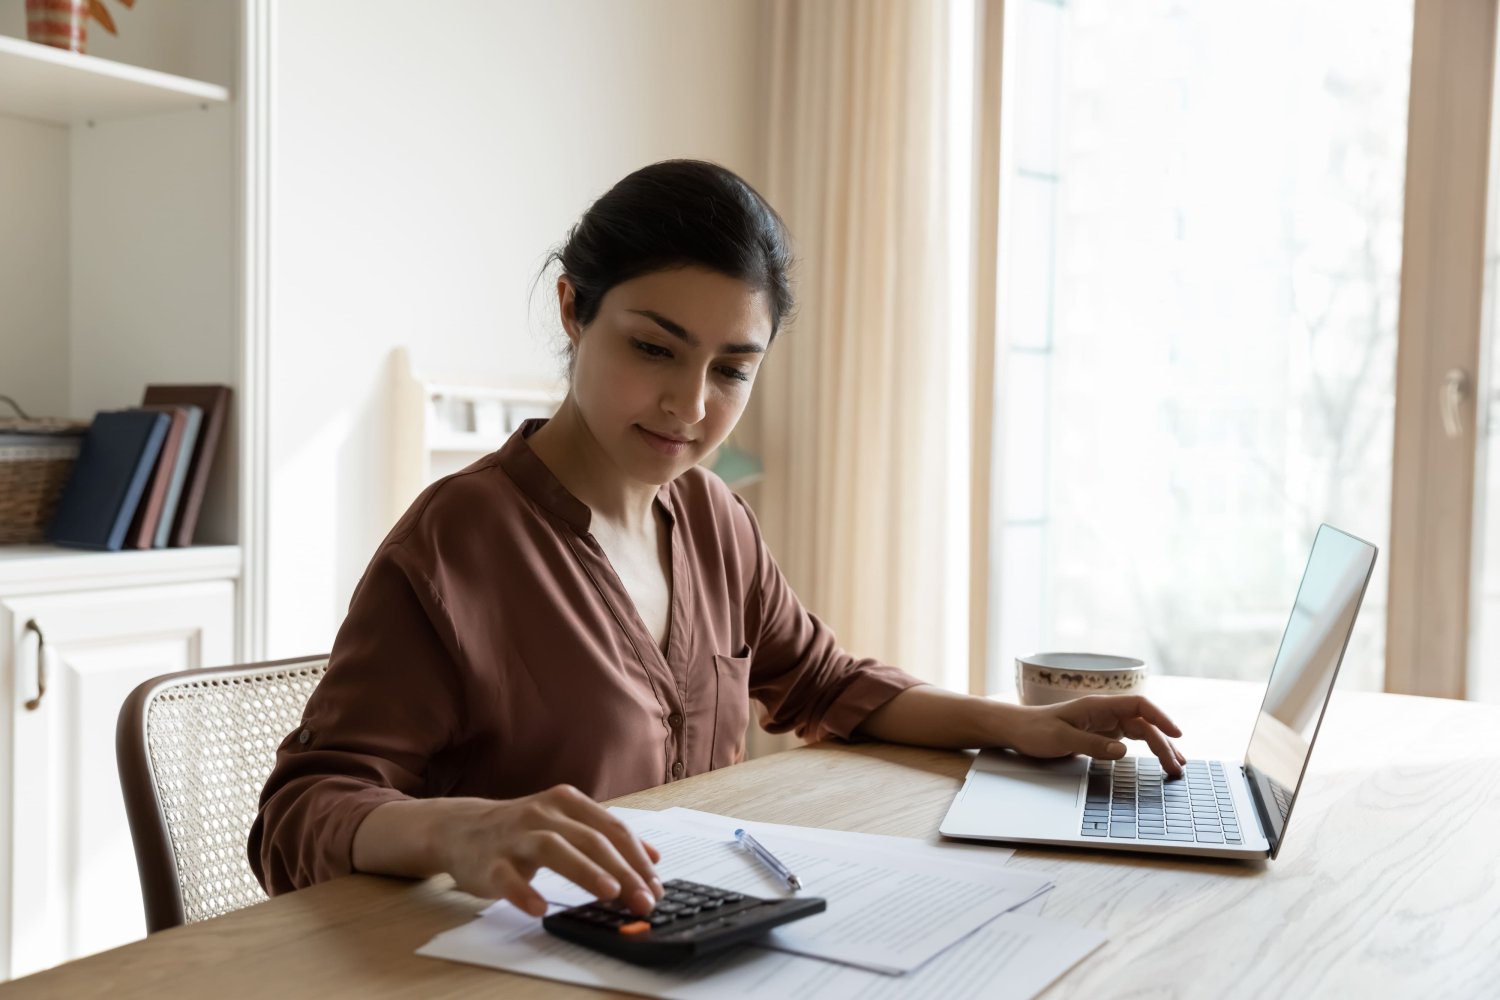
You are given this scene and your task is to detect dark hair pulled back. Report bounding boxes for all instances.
[544,159,795,341]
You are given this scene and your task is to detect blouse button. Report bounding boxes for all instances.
[672,761,685,778]
[297,728,311,745]
[668,713,683,730]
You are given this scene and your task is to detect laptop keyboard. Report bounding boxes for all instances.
[1081,757,1244,844]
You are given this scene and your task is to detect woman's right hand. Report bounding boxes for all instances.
[439,784,664,917]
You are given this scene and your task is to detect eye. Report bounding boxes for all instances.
[631,338,672,359]
[717,365,752,383]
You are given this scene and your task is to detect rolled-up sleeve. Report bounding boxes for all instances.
[734,497,925,742]
[248,541,467,895]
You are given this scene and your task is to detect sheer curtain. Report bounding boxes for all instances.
[746,0,973,706]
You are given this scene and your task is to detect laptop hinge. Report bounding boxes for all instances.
[1244,763,1280,855]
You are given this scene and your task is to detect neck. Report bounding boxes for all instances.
[526,402,661,536]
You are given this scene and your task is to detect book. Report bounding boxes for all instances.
[126,406,189,550]
[141,385,231,547]
[151,404,201,548]
[47,410,171,551]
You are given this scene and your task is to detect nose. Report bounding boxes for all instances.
[662,367,708,426]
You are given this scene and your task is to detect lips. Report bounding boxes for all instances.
[640,427,692,444]
[636,425,696,455]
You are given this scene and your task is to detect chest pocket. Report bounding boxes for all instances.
[710,646,753,768]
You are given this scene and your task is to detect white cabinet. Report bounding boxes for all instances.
[0,546,238,980]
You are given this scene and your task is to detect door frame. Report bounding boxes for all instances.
[1387,0,1499,698]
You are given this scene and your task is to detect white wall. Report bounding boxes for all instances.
[266,0,768,656]
[0,116,69,418]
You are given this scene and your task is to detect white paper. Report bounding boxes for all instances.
[656,807,1016,865]
[512,809,1051,974]
[418,905,1103,1000]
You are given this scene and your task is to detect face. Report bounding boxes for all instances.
[560,266,773,486]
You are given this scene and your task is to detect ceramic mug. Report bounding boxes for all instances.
[1015,652,1147,706]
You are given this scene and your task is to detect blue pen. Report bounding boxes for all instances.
[735,828,803,892]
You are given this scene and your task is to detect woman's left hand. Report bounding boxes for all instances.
[1004,695,1187,776]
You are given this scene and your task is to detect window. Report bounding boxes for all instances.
[989,0,1414,693]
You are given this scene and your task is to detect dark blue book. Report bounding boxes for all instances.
[47,410,171,551]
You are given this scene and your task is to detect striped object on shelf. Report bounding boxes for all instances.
[25,0,89,53]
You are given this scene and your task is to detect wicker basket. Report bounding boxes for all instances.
[0,411,89,545]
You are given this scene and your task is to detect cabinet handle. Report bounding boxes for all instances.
[23,618,46,711]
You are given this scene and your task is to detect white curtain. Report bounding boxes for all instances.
[747,0,973,692]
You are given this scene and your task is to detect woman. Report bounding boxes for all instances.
[249,159,1185,919]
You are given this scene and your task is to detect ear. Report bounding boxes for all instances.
[557,276,583,348]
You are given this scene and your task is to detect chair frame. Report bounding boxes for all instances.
[116,654,328,933]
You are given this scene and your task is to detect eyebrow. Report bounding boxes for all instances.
[627,309,766,355]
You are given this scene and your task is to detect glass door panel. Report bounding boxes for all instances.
[991,0,1414,693]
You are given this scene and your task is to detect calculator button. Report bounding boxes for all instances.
[618,921,652,935]
[721,893,743,903]
[648,913,674,926]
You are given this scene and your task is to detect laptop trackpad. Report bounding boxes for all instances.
[945,751,1085,839]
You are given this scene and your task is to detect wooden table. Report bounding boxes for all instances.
[5,676,1498,998]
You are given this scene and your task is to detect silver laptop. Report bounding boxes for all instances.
[940,524,1377,860]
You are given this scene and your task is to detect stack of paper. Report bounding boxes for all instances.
[417,807,1104,999]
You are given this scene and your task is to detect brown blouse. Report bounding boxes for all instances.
[248,420,923,895]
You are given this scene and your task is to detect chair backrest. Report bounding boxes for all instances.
[116,655,329,932]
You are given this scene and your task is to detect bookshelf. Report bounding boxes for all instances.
[0,7,239,554]
[0,34,229,124]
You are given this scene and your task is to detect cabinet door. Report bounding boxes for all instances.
[4,580,234,980]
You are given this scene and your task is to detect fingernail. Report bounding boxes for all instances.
[633,888,656,913]
[650,877,665,898]
[598,877,621,898]
[1108,741,1126,755]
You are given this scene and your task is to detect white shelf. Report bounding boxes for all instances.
[0,35,229,125]
[0,543,241,596]
[390,347,565,523]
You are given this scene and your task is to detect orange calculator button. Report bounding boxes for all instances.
[618,921,652,935]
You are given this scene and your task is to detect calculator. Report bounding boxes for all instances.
[541,878,827,966]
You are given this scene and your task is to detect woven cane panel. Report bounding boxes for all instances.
[144,661,329,924]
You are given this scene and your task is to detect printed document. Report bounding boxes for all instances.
[417,808,1104,998]
[523,808,1050,974]
[419,899,1101,1000]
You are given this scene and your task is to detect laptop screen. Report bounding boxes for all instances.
[1243,524,1377,857]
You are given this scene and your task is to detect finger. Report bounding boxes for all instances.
[545,786,661,898]
[1081,733,1127,760]
[545,817,659,913]
[518,829,634,910]
[1122,695,1183,738]
[641,840,664,896]
[486,860,548,918]
[1123,718,1183,776]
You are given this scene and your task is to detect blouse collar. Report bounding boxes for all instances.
[498,418,675,533]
